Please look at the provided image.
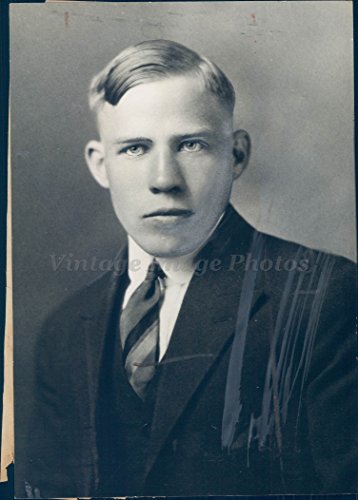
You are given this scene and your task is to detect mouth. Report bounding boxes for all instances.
[143,209,193,219]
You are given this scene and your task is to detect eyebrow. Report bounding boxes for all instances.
[177,130,215,140]
[113,137,152,145]
[112,130,216,145]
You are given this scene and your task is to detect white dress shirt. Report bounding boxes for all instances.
[123,238,196,360]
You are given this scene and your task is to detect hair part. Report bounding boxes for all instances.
[88,39,235,115]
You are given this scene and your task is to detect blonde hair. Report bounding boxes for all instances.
[89,39,235,114]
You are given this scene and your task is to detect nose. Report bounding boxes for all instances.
[149,147,185,194]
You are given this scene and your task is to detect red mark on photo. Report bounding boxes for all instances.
[251,13,257,24]
[64,12,69,28]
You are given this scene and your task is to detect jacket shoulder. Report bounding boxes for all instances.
[227,214,355,334]
[256,228,355,280]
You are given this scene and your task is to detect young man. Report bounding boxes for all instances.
[26,40,356,497]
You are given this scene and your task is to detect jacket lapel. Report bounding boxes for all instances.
[146,208,268,476]
[78,245,128,419]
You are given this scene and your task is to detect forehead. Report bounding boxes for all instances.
[97,75,233,141]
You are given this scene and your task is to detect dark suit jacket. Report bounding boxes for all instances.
[22,206,356,497]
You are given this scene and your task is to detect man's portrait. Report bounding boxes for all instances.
[11,2,356,498]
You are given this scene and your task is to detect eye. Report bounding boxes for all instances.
[180,141,205,153]
[121,144,147,157]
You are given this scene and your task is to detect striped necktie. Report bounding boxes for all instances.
[120,260,165,399]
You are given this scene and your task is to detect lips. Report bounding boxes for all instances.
[143,209,193,218]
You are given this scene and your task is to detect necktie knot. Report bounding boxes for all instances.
[145,260,166,282]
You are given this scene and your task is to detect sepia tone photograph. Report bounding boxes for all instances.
[7,1,356,498]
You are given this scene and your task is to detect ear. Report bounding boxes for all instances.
[232,129,251,180]
[84,140,110,188]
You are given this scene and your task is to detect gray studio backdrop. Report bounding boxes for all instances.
[11,0,355,488]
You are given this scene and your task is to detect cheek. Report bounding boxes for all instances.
[187,159,233,198]
[105,163,138,201]
[106,177,136,215]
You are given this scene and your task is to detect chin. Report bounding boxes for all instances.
[139,236,198,259]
